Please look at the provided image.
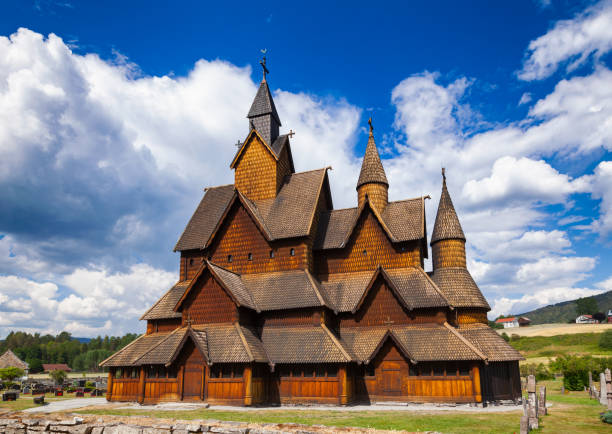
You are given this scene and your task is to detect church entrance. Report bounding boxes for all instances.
[380,361,402,395]
[180,339,205,400]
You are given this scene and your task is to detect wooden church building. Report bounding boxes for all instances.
[101,60,522,405]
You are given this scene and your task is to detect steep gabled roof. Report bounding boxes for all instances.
[174,168,329,252]
[99,333,168,367]
[357,130,388,188]
[431,170,465,244]
[314,197,425,250]
[140,281,190,320]
[174,185,235,252]
[247,80,281,125]
[458,323,524,362]
[0,349,28,370]
[193,324,268,364]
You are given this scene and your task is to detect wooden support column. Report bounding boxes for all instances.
[339,365,348,405]
[179,365,185,401]
[106,370,114,401]
[472,365,482,403]
[200,366,205,401]
[138,367,145,404]
[244,365,253,406]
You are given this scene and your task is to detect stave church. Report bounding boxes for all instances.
[100,59,523,406]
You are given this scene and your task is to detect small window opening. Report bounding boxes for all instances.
[362,249,367,256]
[227,255,232,263]
[248,252,253,261]
[269,250,275,258]
[207,256,212,261]
[189,258,194,266]
[290,248,295,256]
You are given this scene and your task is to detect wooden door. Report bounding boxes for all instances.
[380,361,401,395]
[181,341,205,400]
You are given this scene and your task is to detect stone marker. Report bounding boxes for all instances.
[538,386,547,416]
[606,368,612,410]
[601,372,607,405]
[527,374,538,429]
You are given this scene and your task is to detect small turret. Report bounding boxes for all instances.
[431,169,466,270]
[356,118,388,211]
[247,54,281,146]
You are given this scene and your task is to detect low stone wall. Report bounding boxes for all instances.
[0,415,399,434]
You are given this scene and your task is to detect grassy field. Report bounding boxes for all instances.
[506,332,612,359]
[495,323,612,337]
[66,379,610,433]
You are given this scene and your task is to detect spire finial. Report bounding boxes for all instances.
[259,49,269,82]
[368,117,373,135]
[442,167,446,181]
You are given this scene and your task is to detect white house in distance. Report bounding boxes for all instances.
[575,314,599,324]
[495,317,531,328]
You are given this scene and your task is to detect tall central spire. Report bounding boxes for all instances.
[247,53,281,145]
[356,117,389,210]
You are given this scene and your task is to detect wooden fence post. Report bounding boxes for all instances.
[606,368,612,410]
[520,401,530,434]
[527,375,538,429]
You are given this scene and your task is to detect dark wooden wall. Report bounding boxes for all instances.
[146,318,181,334]
[182,274,238,325]
[314,212,422,275]
[480,361,521,402]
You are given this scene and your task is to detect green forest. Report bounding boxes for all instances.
[0,331,139,373]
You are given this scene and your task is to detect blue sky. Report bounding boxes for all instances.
[0,0,611,337]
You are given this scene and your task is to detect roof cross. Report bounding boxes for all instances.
[186,313,192,327]
[288,129,295,138]
[384,315,394,327]
[368,117,373,134]
[260,49,270,81]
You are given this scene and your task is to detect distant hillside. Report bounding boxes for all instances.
[73,337,91,343]
[517,290,612,324]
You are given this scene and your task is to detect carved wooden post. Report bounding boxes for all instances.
[106,370,114,401]
[179,365,185,401]
[473,365,482,403]
[339,365,348,405]
[606,368,612,410]
[527,375,538,429]
[601,372,607,405]
[538,385,546,416]
[138,367,145,404]
[244,365,253,406]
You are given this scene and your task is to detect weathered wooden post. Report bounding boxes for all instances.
[538,385,547,416]
[606,368,612,410]
[601,372,607,405]
[527,374,538,429]
[588,371,593,398]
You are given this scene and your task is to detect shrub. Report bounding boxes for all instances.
[501,332,509,342]
[511,334,520,341]
[49,370,68,386]
[519,363,554,381]
[551,354,612,391]
[599,330,612,350]
[601,411,612,424]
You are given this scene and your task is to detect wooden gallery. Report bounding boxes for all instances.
[101,61,523,406]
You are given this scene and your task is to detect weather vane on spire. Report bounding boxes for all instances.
[442,167,446,181]
[260,49,269,81]
[368,117,373,134]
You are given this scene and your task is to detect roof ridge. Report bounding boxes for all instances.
[234,322,255,362]
[289,167,330,176]
[416,266,453,309]
[139,281,182,321]
[99,334,145,367]
[133,327,184,366]
[443,322,488,363]
[203,183,235,191]
[320,323,353,362]
[304,269,332,311]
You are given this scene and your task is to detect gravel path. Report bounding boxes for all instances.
[22,397,108,413]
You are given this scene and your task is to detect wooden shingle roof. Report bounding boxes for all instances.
[357,131,388,188]
[0,349,28,370]
[100,333,168,367]
[247,80,281,125]
[261,325,352,364]
[431,267,490,310]
[431,171,465,244]
[193,324,268,364]
[458,323,524,362]
[140,281,190,320]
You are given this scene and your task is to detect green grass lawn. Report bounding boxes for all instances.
[74,379,610,433]
[507,333,612,359]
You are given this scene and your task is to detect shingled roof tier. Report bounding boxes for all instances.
[431,267,490,310]
[320,266,449,313]
[247,80,281,125]
[175,169,329,252]
[100,333,171,367]
[458,323,524,362]
[140,281,191,320]
[313,198,424,250]
[431,171,465,244]
[357,131,388,188]
[0,349,28,370]
[339,324,485,363]
[261,325,352,364]
[194,324,268,364]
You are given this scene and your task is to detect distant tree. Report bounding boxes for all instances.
[575,296,598,316]
[49,370,67,386]
[26,358,43,373]
[0,367,25,382]
[600,330,612,350]
[593,312,607,323]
